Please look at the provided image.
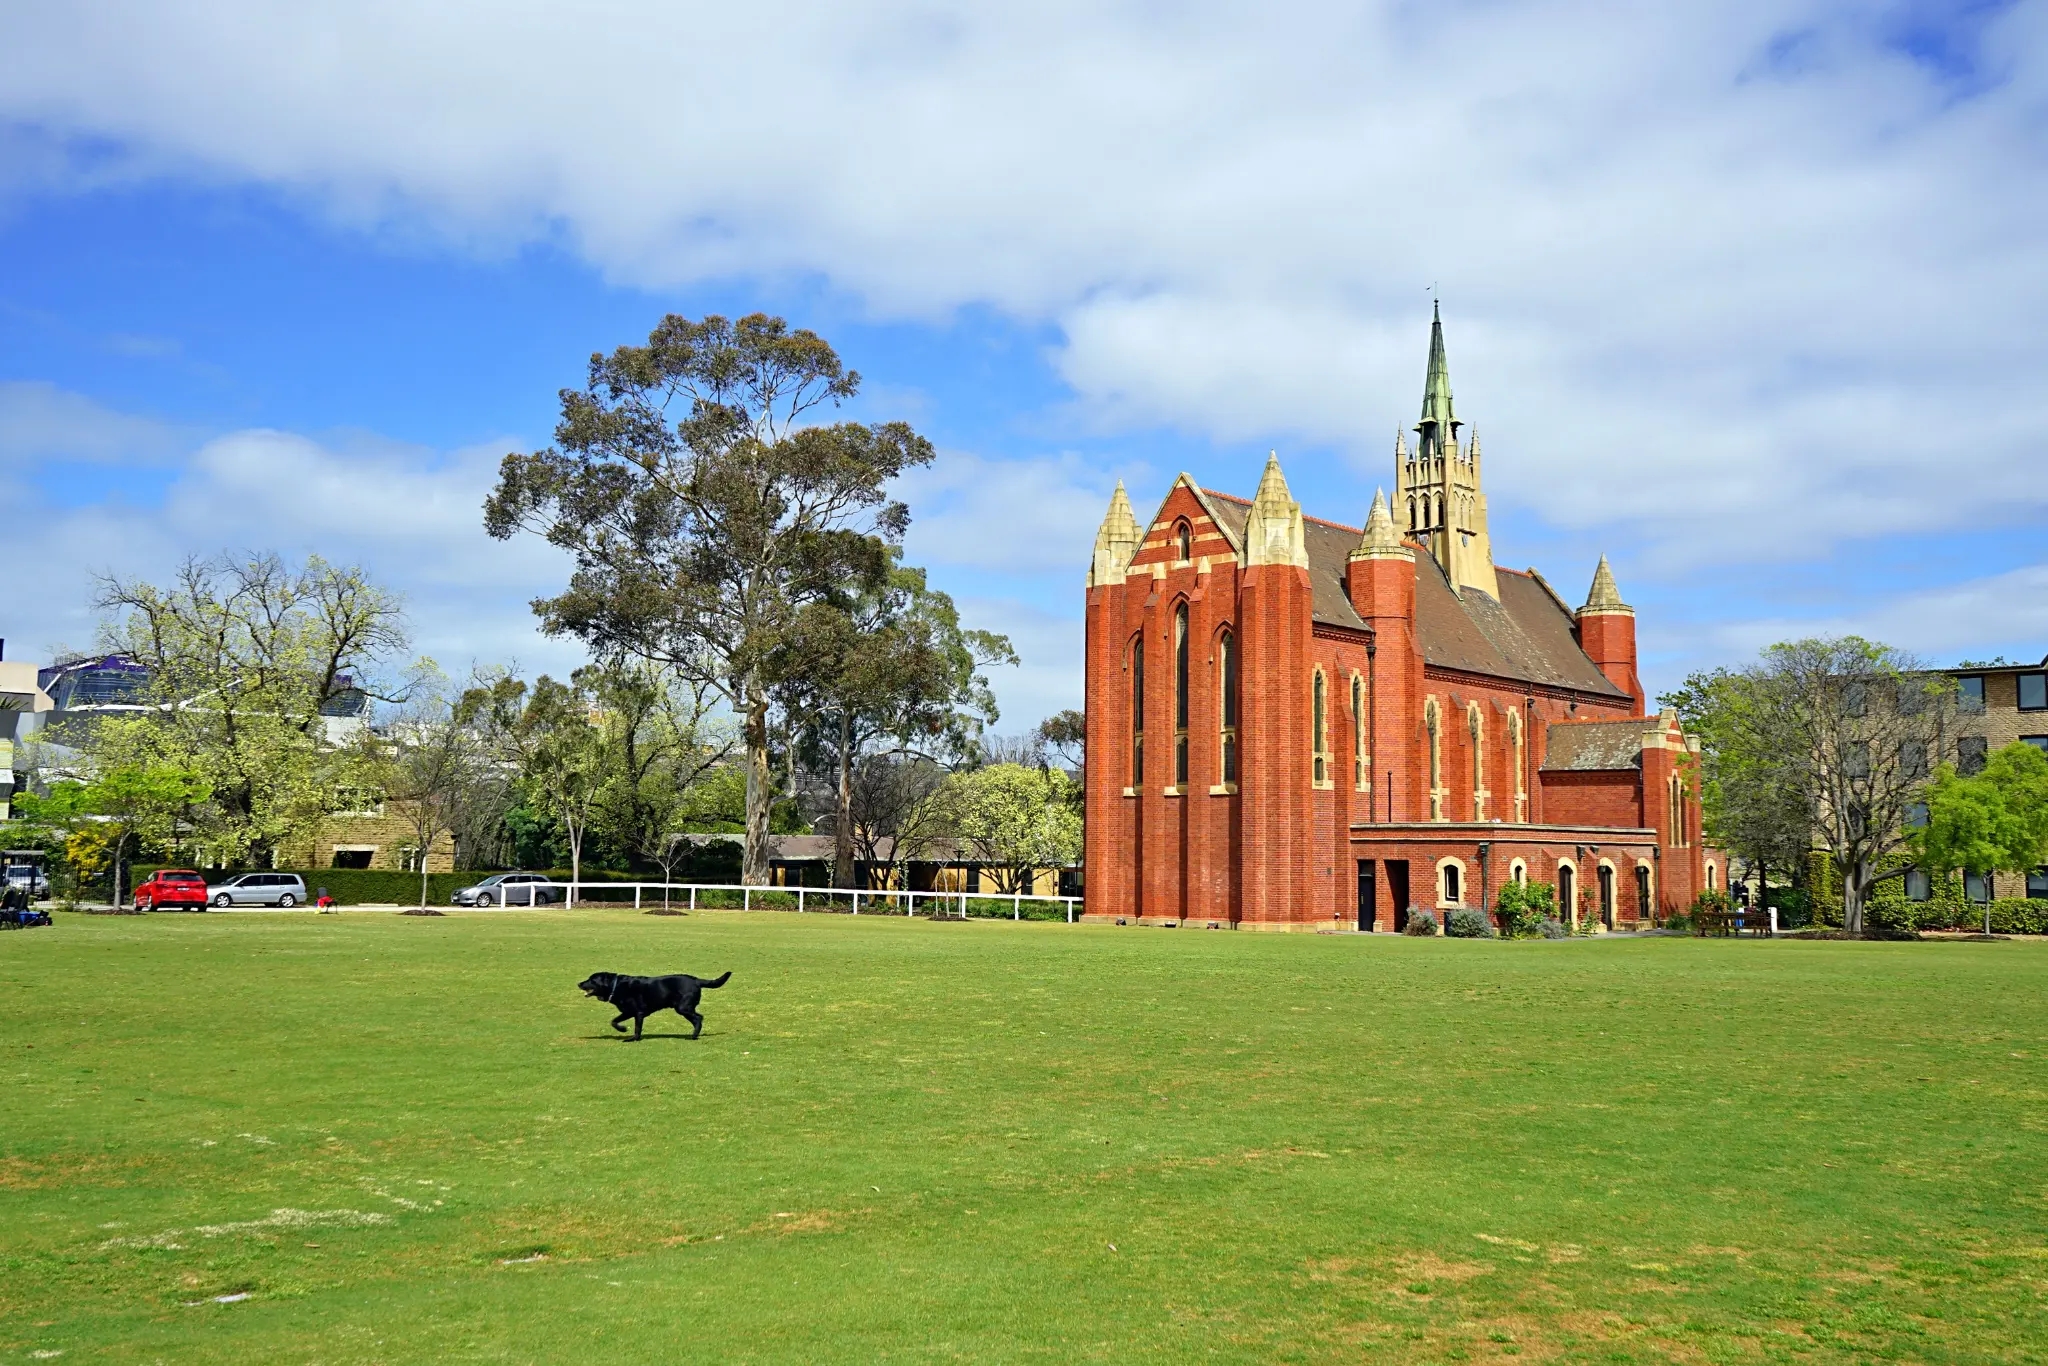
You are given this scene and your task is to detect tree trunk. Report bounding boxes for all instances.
[742,684,773,886]
[568,815,583,909]
[419,841,430,909]
[833,709,855,889]
[1843,857,1866,936]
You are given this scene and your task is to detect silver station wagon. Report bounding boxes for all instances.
[207,872,309,908]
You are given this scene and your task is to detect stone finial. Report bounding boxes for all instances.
[1244,452,1309,569]
[1089,481,1142,586]
[1351,488,1413,562]
[1581,554,1632,615]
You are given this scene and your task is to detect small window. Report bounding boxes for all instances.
[1905,802,1929,829]
[1705,863,1717,891]
[1175,521,1193,564]
[2028,868,2048,900]
[1442,864,1462,904]
[1905,868,1932,902]
[1843,681,1867,717]
[1312,670,1328,786]
[1844,740,1870,779]
[1959,736,1988,775]
[2024,736,2048,753]
[1965,872,1990,904]
[2022,673,2048,711]
[1896,679,1926,715]
[331,850,373,870]
[1958,676,1986,713]
[1900,741,1927,780]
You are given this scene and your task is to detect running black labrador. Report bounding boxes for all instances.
[578,970,731,1040]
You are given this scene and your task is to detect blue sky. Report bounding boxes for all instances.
[4,1,2047,730]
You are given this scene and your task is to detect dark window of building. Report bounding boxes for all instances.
[1957,676,1986,713]
[1173,605,1189,788]
[1965,872,1990,904]
[1896,678,1927,715]
[1844,740,1870,779]
[331,850,372,869]
[2022,673,2048,711]
[2028,868,2048,900]
[1312,671,1328,785]
[1175,521,1192,564]
[1442,863,1461,904]
[1959,736,1988,775]
[1219,629,1237,785]
[2024,736,2048,754]
[1130,638,1144,784]
[1905,868,1931,902]
[1900,741,1927,779]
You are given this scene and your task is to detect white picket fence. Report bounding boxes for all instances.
[478,879,1082,923]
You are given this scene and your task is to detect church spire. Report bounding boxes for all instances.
[1418,300,1459,442]
[1398,305,1496,598]
[1352,489,1412,562]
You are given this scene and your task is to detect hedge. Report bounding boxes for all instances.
[1805,851,2048,933]
[134,865,673,907]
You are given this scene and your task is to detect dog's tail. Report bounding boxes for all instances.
[702,970,732,989]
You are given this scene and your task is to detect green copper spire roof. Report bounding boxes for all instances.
[1417,300,1458,435]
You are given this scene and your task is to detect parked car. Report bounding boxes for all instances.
[132,869,209,911]
[3,863,49,900]
[451,872,563,907]
[206,872,308,908]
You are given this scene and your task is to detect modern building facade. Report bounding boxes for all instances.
[1082,308,1721,931]
[1922,658,2048,904]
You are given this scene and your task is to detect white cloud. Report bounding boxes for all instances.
[0,403,580,677]
[1706,563,2048,666]
[0,380,188,464]
[5,1,2048,661]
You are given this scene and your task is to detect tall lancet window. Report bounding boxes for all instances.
[1175,521,1192,564]
[1130,637,1144,785]
[1218,629,1238,786]
[1173,604,1189,788]
[1352,675,1366,789]
[1312,669,1329,786]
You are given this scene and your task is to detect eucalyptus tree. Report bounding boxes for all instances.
[777,554,1014,887]
[485,313,931,884]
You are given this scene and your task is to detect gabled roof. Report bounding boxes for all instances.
[1541,720,1661,771]
[1201,489,1625,699]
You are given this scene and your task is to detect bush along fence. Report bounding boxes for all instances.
[1803,852,2047,934]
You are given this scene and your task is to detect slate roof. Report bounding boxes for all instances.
[1201,491,1626,700]
[1540,720,1660,772]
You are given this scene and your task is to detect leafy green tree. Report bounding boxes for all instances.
[90,553,411,866]
[485,313,933,885]
[1660,667,1813,906]
[1911,741,2048,935]
[779,554,1013,887]
[83,765,212,905]
[1494,879,1555,938]
[943,763,1083,895]
[1665,637,1952,935]
[471,674,605,903]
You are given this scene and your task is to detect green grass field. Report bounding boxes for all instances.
[3,912,2045,1363]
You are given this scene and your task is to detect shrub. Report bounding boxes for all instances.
[1538,918,1568,939]
[1494,880,1555,938]
[1402,908,1438,936]
[1445,909,1493,938]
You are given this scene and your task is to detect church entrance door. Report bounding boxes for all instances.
[1386,860,1411,931]
[1598,865,1616,930]
[1356,860,1375,932]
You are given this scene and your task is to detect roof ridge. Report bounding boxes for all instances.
[1201,488,1252,506]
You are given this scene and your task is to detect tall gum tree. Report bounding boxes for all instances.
[485,314,931,884]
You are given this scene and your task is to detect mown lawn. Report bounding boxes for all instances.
[2,911,2045,1363]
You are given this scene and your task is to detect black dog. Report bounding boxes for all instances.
[578,970,730,1040]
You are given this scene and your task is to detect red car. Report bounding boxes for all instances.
[133,869,209,912]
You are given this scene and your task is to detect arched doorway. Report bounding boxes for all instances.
[1598,864,1616,930]
[1558,864,1576,929]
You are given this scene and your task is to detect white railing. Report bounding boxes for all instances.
[472,879,1082,923]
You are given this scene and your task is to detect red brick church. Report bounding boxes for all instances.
[1081,307,1723,931]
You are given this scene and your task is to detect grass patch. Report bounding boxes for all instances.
[2,912,2045,1362]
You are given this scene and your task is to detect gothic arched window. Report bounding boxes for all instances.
[1175,520,1192,564]
[1130,636,1144,785]
[1312,669,1329,786]
[1218,628,1238,786]
[1352,674,1366,790]
[1173,603,1190,788]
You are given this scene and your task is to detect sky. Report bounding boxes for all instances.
[3,0,2047,732]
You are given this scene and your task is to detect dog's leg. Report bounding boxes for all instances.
[682,1008,703,1039]
[611,1013,631,1033]
[632,1014,645,1041]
